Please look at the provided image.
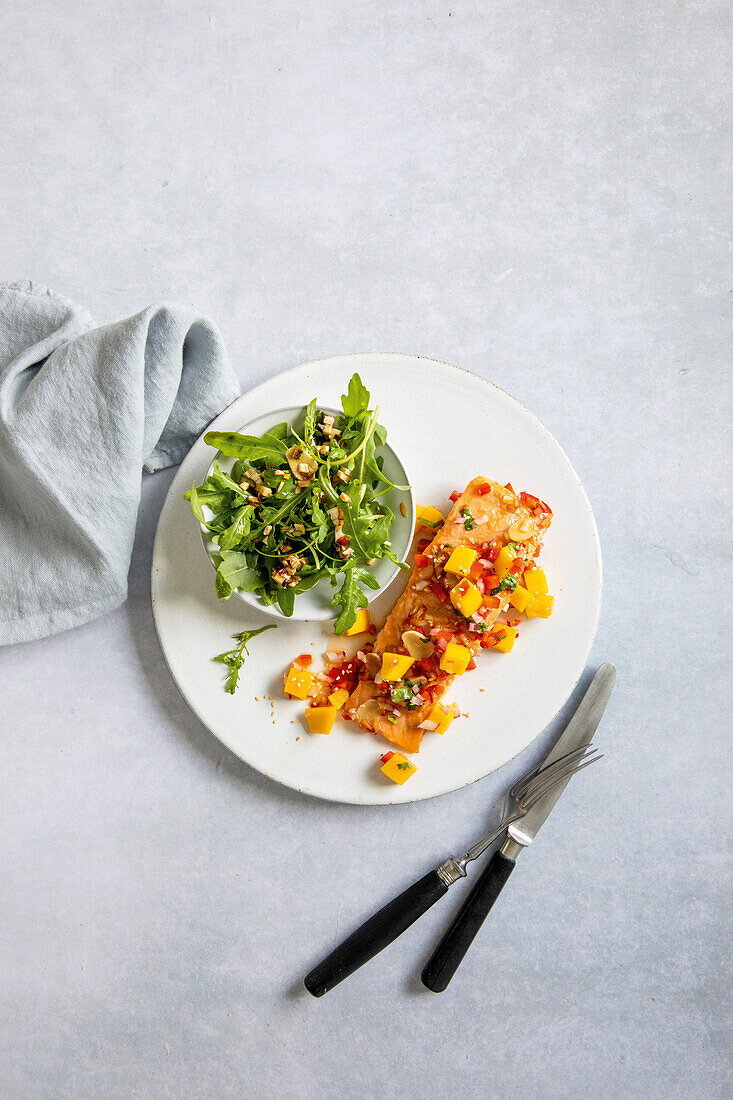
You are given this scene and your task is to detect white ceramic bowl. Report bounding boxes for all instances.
[197,404,415,621]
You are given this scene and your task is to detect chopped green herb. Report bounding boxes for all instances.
[389,679,421,709]
[492,573,519,594]
[213,625,277,694]
[460,508,476,531]
[396,760,413,771]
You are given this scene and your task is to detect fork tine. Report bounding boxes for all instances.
[522,753,603,810]
[511,744,594,802]
[509,744,591,799]
[519,750,601,806]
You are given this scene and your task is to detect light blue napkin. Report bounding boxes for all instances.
[0,280,240,645]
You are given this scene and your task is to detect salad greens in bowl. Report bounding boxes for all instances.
[186,374,414,632]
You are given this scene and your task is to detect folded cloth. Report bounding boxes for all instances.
[0,280,240,645]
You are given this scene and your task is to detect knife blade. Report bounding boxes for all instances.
[421,662,616,992]
[506,661,616,849]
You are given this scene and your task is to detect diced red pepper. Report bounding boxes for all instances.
[434,630,453,653]
[493,627,507,640]
[380,751,395,763]
[487,544,499,562]
[430,582,448,604]
[449,490,460,502]
[296,653,312,667]
[511,557,524,572]
[417,657,436,673]
[368,624,377,635]
[483,572,498,589]
[504,482,515,492]
[469,561,484,581]
[519,492,541,510]
[417,538,430,553]
[466,657,477,671]
[477,483,492,495]
[415,553,430,568]
[480,633,499,649]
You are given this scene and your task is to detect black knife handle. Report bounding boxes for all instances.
[421,851,516,992]
[305,870,449,997]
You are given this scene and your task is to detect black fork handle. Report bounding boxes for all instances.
[305,870,449,997]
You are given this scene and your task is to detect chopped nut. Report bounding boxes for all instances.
[260,486,272,498]
[334,468,352,484]
[263,525,273,537]
[339,491,350,503]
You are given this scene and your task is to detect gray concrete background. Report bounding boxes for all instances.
[1,1,730,1097]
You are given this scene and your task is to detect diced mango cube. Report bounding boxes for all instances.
[305,706,338,735]
[523,567,548,595]
[380,751,418,785]
[429,702,456,735]
[495,545,516,580]
[493,625,517,653]
[284,665,314,699]
[439,641,472,675]
[526,593,554,619]
[328,688,350,709]
[345,608,370,636]
[509,585,532,614]
[445,546,478,576]
[450,579,482,618]
[380,652,415,681]
[416,505,444,527]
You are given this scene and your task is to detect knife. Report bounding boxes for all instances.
[420,661,616,992]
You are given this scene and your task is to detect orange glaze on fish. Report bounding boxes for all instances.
[345,477,552,753]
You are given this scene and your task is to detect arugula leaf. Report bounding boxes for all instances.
[275,585,296,616]
[220,504,253,551]
[204,431,287,465]
[215,551,263,599]
[303,398,318,445]
[309,495,331,545]
[214,624,276,693]
[331,564,379,634]
[341,373,370,417]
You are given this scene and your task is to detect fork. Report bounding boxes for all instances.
[304,744,602,997]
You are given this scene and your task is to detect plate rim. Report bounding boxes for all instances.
[151,352,603,805]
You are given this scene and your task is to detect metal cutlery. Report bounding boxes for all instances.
[303,672,611,999]
[421,661,616,991]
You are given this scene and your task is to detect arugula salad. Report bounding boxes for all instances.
[186,374,410,633]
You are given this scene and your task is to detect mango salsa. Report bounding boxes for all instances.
[440,641,472,675]
[445,546,478,576]
[526,594,554,619]
[495,545,516,581]
[380,750,417,784]
[328,688,350,709]
[380,652,415,681]
[416,505,444,528]
[493,625,517,653]
[523,567,548,595]
[509,585,532,614]
[450,579,482,618]
[284,665,314,699]
[305,706,337,735]
[429,702,456,735]
[345,608,370,636]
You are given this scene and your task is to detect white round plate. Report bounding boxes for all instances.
[152,354,602,805]
[198,405,414,621]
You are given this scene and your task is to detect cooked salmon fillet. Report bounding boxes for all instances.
[344,477,552,753]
